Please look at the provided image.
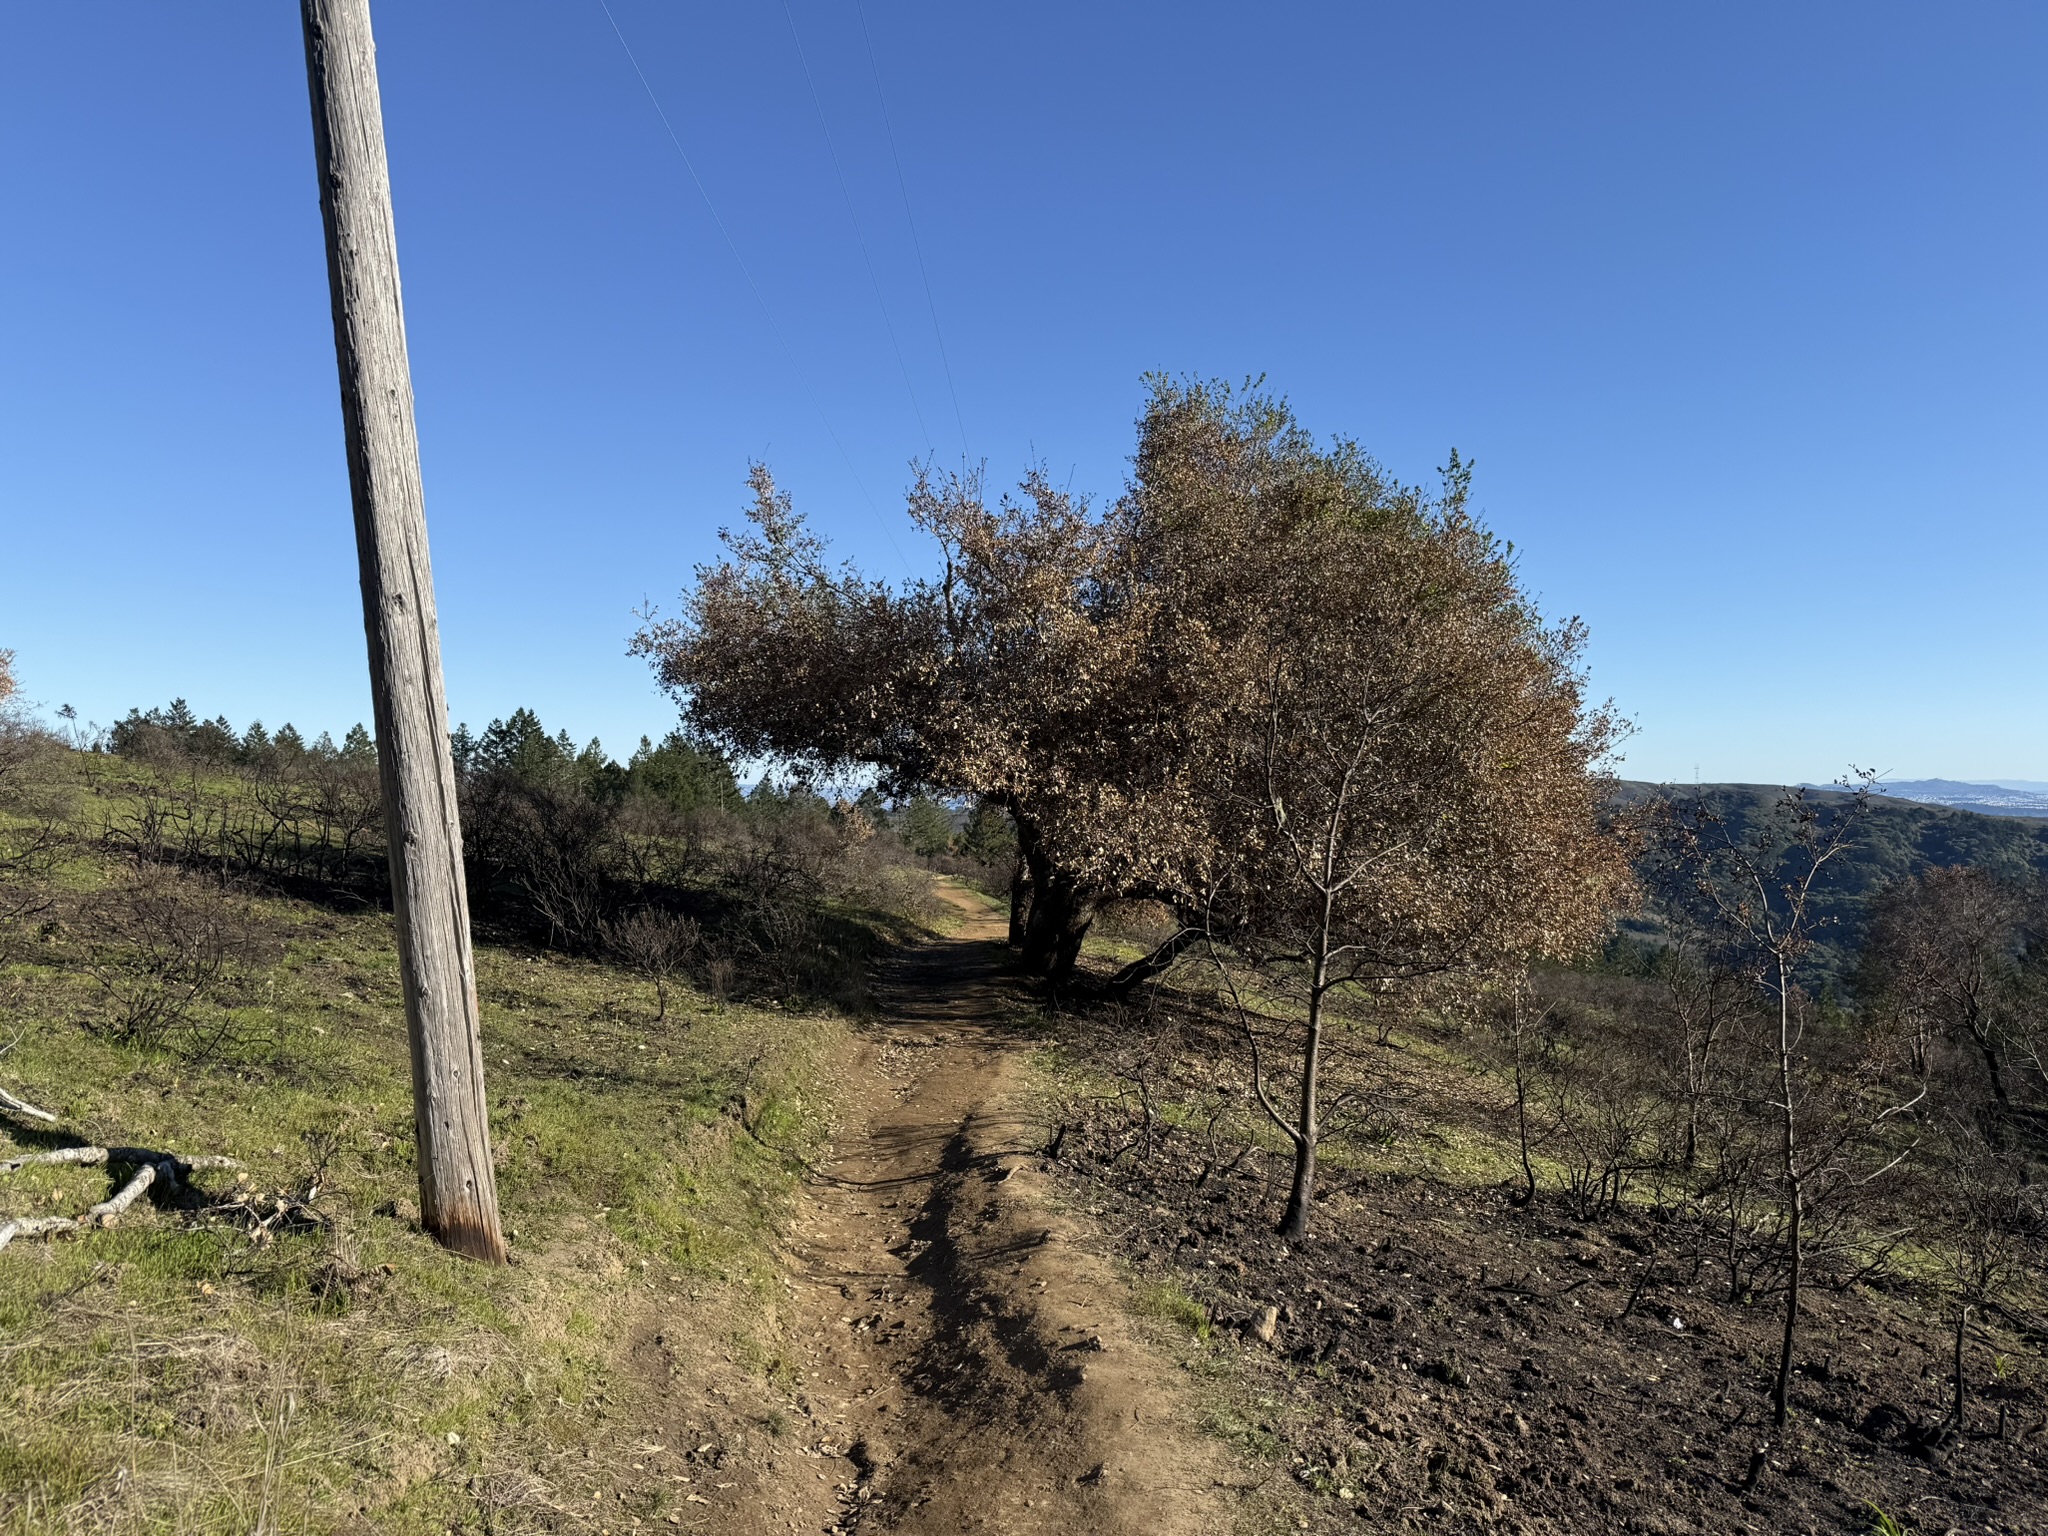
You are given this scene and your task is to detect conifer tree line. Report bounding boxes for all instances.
[26,672,984,1025]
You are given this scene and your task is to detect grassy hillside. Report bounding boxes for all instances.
[0,740,936,1533]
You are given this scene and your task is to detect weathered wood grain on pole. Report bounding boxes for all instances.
[300,0,507,1262]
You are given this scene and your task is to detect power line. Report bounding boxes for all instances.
[780,0,932,455]
[855,0,969,460]
[593,0,909,571]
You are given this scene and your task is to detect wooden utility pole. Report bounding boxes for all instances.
[300,0,507,1262]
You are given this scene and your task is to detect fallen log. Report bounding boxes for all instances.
[87,1161,160,1223]
[0,1137,244,1252]
[0,1146,242,1178]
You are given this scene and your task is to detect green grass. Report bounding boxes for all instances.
[1131,1276,1212,1342]
[0,879,855,1533]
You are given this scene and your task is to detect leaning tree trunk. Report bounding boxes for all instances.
[1014,828,1096,986]
[1105,926,1203,998]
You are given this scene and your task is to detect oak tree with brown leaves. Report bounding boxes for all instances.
[637,383,1630,1249]
[1193,441,1629,1240]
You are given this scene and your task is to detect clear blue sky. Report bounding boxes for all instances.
[4,3,2043,784]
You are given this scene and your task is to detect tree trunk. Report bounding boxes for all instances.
[1774,1183,1802,1428]
[1007,854,1030,947]
[1277,982,1325,1243]
[1512,1012,1538,1207]
[1682,1031,1704,1172]
[301,0,507,1263]
[1772,956,1799,1428]
[1972,1026,2011,1107]
[1046,895,1096,985]
[1105,926,1202,997]
[1950,1304,1972,1440]
[1016,831,1095,986]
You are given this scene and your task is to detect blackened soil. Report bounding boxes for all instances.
[1049,1106,2048,1536]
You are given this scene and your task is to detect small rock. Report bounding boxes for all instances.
[1251,1306,1280,1345]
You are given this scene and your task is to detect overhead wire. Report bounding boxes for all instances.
[780,0,933,456]
[593,0,910,572]
[854,0,970,461]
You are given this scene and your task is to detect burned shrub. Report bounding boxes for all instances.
[82,865,276,1057]
[602,907,701,1021]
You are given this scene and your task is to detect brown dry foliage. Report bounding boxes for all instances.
[637,379,1630,982]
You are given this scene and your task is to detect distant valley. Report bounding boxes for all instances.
[1869,777,2048,818]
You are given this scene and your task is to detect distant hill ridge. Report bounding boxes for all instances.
[1615,781,2048,980]
[1866,778,2048,819]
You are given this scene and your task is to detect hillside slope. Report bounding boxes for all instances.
[1615,781,2048,977]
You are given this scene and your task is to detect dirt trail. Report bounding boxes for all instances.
[757,884,1232,1536]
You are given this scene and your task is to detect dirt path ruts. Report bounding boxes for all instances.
[762,886,1231,1535]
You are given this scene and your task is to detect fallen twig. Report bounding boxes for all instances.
[0,1215,81,1252]
[1483,1273,1601,1302]
[1617,1258,1659,1322]
[197,1191,332,1246]
[0,1145,241,1178]
[1,1142,245,1253]
[0,1085,56,1124]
